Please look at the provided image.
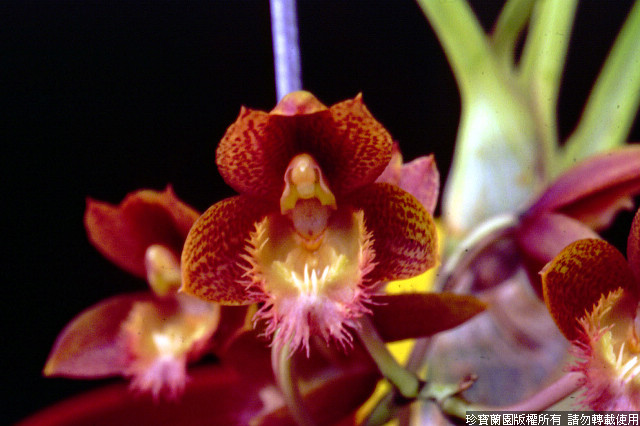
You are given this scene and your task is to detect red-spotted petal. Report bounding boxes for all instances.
[307,94,393,196]
[85,186,199,278]
[528,145,640,229]
[628,207,640,283]
[43,293,151,378]
[216,92,393,200]
[371,293,486,342]
[216,105,300,200]
[181,195,276,304]
[541,239,637,341]
[517,212,600,296]
[349,183,438,283]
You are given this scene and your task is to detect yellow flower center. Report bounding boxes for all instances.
[242,153,375,354]
[579,288,640,409]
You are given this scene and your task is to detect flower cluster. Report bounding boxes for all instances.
[28,1,640,420]
[36,91,490,426]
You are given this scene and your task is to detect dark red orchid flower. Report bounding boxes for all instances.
[44,187,222,400]
[85,186,199,280]
[181,91,439,354]
[541,207,640,410]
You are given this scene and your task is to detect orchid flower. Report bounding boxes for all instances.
[43,187,221,400]
[541,207,640,410]
[181,91,439,355]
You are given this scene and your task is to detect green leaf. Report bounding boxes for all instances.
[418,0,545,239]
[560,1,640,171]
[491,0,536,66]
[415,0,493,97]
[518,0,577,162]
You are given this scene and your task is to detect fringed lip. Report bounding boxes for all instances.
[240,208,376,355]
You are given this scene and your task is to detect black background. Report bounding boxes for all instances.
[4,1,639,423]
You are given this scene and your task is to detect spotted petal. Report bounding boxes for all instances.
[309,94,393,196]
[516,212,600,295]
[216,92,393,200]
[181,195,276,304]
[85,186,199,278]
[349,183,438,283]
[541,239,637,341]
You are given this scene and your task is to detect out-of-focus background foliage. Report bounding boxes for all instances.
[4,1,638,423]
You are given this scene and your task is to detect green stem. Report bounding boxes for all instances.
[491,0,536,66]
[418,377,482,420]
[362,391,403,426]
[271,338,315,426]
[357,315,420,399]
[561,0,640,171]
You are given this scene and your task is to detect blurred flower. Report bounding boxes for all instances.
[427,146,640,406]
[181,91,439,355]
[541,207,640,410]
[517,145,640,292]
[29,329,382,426]
[44,187,221,400]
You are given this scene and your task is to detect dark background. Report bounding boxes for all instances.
[4,1,639,423]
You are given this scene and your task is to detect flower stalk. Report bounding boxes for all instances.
[486,371,583,412]
[271,335,315,426]
[357,316,420,399]
[270,0,302,101]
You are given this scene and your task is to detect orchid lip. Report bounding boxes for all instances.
[241,208,375,354]
[293,228,326,251]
